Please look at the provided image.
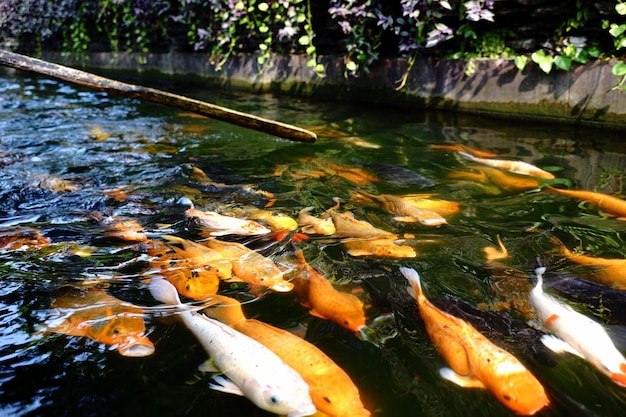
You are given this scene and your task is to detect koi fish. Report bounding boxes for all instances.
[341,237,417,258]
[185,206,271,236]
[206,294,370,417]
[146,236,231,300]
[149,278,316,417]
[546,186,626,218]
[101,218,147,243]
[298,207,336,235]
[550,236,626,290]
[483,235,508,261]
[291,250,366,332]
[351,192,448,226]
[201,238,293,292]
[529,266,626,387]
[0,229,50,251]
[458,151,555,179]
[42,286,154,357]
[330,211,396,239]
[430,144,499,158]
[400,267,549,415]
[229,207,298,231]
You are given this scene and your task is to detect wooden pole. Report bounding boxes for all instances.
[0,50,317,143]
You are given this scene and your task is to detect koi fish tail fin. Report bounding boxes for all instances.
[161,234,186,245]
[534,266,546,289]
[610,364,626,387]
[149,277,183,306]
[399,267,423,300]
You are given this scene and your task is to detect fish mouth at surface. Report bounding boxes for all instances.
[118,339,155,357]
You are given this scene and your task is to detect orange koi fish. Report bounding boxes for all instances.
[530,266,626,387]
[483,235,508,261]
[341,237,417,258]
[202,239,294,292]
[206,295,371,417]
[430,144,499,158]
[550,236,626,290]
[458,151,555,179]
[146,237,230,300]
[298,207,337,235]
[291,251,366,332]
[185,206,271,236]
[351,192,448,226]
[400,267,549,415]
[546,186,626,219]
[0,229,50,251]
[229,207,298,231]
[42,286,154,357]
[321,162,379,186]
[90,212,147,243]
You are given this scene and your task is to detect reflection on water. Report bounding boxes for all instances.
[2,68,626,416]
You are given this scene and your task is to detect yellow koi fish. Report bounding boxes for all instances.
[201,238,293,292]
[400,267,549,415]
[330,211,396,239]
[529,266,626,387]
[291,250,366,332]
[551,236,626,290]
[206,294,370,417]
[351,192,448,226]
[546,186,626,219]
[458,151,555,179]
[43,286,154,357]
[297,207,337,236]
[149,279,316,417]
[341,237,416,258]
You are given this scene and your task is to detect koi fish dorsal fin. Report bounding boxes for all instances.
[540,334,585,359]
[439,367,486,389]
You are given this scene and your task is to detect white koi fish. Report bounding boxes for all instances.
[458,151,555,179]
[529,266,626,387]
[185,206,271,236]
[149,278,316,417]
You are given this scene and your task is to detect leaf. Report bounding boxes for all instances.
[617,2,626,15]
[298,35,310,46]
[346,60,357,72]
[531,51,553,74]
[306,45,316,55]
[514,55,529,71]
[609,23,626,38]
[440,1,452,10]
[257,2,269,12]
[554,55,572,71]
[314,63,325,74]
[611,62,626,76]
[259,24,269,33]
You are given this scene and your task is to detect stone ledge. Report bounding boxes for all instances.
[41,51,626,130]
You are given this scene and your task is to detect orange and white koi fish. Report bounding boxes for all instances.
[550,237,626,290]
[546,186,626,219]
[42,286,154,357]
[206,295,370,417]
[298,207,337,235]
[400,267,549,415]
[458,151,555,179]
[201,238,294,292]
[430,144,499,158]
[0,229,50,251]
[185,206,271,236]
[529,266,626,387]
[341,237,416,258]
[150,278,316,417]
[291,250,366,332]
[351,192,448,226]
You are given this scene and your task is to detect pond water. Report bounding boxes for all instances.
[1,67,626,417]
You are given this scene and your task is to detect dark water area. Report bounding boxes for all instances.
[2,67,626,417]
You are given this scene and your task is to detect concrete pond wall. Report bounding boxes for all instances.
[41,51,626,131]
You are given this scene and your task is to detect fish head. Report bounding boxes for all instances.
[309,383,370,417]
[243,379,316,417]
[332,303,366,332]
[488,368,549,415]
[86,312,154,357]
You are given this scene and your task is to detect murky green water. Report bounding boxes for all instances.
[2,67,626,417]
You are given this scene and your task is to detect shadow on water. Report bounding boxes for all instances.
[2,67,626,416]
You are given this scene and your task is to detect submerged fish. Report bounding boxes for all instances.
[149,278,316,417]
[361,162,434,187]
[448,167,541,192]
[529,266,626,387]
[185,206,271,236]
[400,267,549,415]
[201,238,294,292]
[550,236,626,291]
[430,144,499,158]
[297,207,337,236]
[341,237,417,258]
[330,211,395,239]
[206,294,370,417]
[351,191,449,226]
[458,151,555,179]
[43,286,154,357]
[546,186,626,219]
[291,250,366,332]
[0,229,50,251]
